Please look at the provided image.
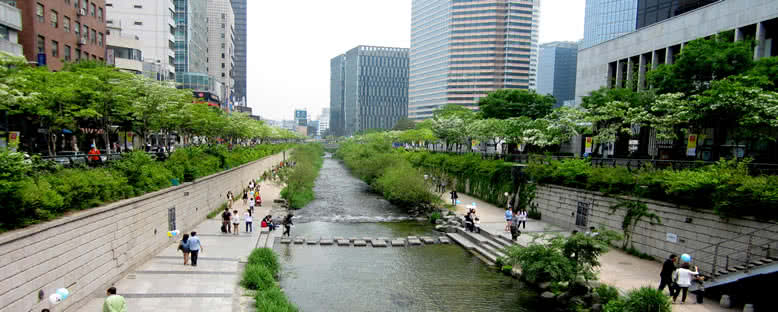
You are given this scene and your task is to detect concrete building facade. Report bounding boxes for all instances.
[332,46,409,136]
[409,0,541,120]
[581,0,638,50]
[15,0,107,70]
[636,0,719,29]
[537,41,578,107]
[0,1,22,56]
[330,55,346,136]
[576,0,778,102]
[174,0,213,95]
[106,25,142,74]
[207,0,235,111]
[318,107,330,136]
[105,0,175,80]
[230,0,247,106]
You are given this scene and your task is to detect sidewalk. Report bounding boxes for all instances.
[442,191,736,312]
[77,180,283,312]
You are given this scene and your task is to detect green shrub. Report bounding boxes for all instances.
[111,151,173,194]
[374,163,439,208]
[428,211,442,224]
[207,203,228,219]
[241,263,275,291]
[256,287,298,312]
[501,265,513,275]
[595,284,621,306]
[280,144,323,209]
[607,287,670,312]
[247,248,280,276]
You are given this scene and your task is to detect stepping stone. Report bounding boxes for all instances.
[280,238,292,244]
[293,237,305,244]
[420,237,435,244]
[408,238,422,246]
[438,237,451,244]
[353,240,367,247]
[371,239,387,247]
[349,237,357,242]
[319,239,333,246]
[391,239,406,247]
[334,237,344,241]
[307,239,318,245]
[377,237,389,242]
[337,239,350,246]
[362,237,372,242]
[407,236,419,240]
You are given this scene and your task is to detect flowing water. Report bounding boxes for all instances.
[274,155,540,311]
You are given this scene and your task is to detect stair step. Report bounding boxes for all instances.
[760,258,774,263]
[717,269,729,275]
[734,265,746,270]
[727,267,738,272]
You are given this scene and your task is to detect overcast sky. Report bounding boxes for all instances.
[246,0,585,121]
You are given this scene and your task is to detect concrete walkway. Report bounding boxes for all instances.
[77,180,283,312]
[442,191,737,312]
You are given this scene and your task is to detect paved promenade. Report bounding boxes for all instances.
[77,181,282,312]
[442,191,737,312]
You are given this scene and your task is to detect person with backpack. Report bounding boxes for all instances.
[221,208,232,234]
[177,234,191,265]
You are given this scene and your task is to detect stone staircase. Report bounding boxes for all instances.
[446,225,516,265]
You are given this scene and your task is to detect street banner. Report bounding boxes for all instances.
[471,139,480,149]
[584,137,593,154]
[686,134,698,157]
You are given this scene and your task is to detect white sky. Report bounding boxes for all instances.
[246,0,585,121]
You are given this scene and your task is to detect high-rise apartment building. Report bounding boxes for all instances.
[0,1,22,56]
[230,0,247,106]
[106,25,143,75]
[331,46,409,136]
[581,0,638,50]
[318,108,330,136]
[15,0,107,70]
[409,0,541,120]
[105,0,176,80]
[636,0,718,29]
[537,41,578,107]
[207,0,235,111]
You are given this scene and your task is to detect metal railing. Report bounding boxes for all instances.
[40,151,170,167]
[689,224,778,279]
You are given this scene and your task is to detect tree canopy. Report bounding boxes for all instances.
[477,89,555,120]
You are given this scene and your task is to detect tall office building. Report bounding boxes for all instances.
[537,41,578,107]
[175,0,212,93]
[105,0,176,80]
[318,108,330,136]
[330,46,409,136]
[636,0,718,29]
[230,0,247,106]
[409,0,541,120]
[207,0,235,111]
[581,0,638,50]
[15,0,107,71]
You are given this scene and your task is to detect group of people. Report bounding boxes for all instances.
[659,254,705,304]
[505,207,528,241]
[175,232,203,266]
[463,208,480,233]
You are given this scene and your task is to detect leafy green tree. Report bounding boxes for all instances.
[392,117,416,130]
[582,88,655,155]
[477,89,555,120]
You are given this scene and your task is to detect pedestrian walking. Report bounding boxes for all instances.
[510,214,521,241]
[282,214,294,237]
[244,210,253,233]
[242,191,248,206]
[504,208,513,232]
[231,210,240,235]
[690,275,706,304]
[177,234,191,265]
[672,263,699,304]
[248,179,255,190]
[517,208,528,229]
[102,287,127,312]
[188,232,202,267]
[658,254,678,295]
[450,190,458,205]
[248,192,256,215]
[441,180,448,194]
[226,191,234,209]
[221,208,231,233]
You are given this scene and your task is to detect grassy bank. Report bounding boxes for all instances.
[0,144,291,232]
[280,144,324,209]
[241,248,297,312]
[335,134,441,210]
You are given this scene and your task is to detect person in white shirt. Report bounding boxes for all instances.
[231,210,240,236]
[672,263,699,304]
[244,211,253,233]
[517,208,528,229]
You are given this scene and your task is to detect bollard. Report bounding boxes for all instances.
[742,304,754,312]
[719,295,732,308]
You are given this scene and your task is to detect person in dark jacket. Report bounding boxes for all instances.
[282,214,293,237]
[658,254,678,295]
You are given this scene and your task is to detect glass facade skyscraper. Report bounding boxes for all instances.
[174,0,210,91]
[230,0,247,105]
[581,0,638,49]
[636,0,718,29]
[409,0,541,120]
[537,41,578,107]
[331,46,409,136]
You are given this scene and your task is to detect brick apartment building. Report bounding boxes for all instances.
[15,0,107,70]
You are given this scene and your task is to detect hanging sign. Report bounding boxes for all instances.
[686,134,698,156]
[584,137,593,154]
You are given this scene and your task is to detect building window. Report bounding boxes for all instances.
[63,16,70,32]
[51,40,58,57]
[90,3,96,16]
[65,0,71,4]
[64,45,71,61]
[98,33,103,47]
[50,10,58,28]
[83,25,88,40]
[36,3,44,23]
[81,0,87,10]
[133,5,142,9]
[90,29,96,44]
[220,33,225,39]
[75,48,80,60]
[221,23,225,29]
[221,53,225,58]
[37,35,45,54]
[221,13,225,19]
[221,43,225,48]
[134,21,143,25]
[83,51,88,60]
[0,25,8,40]
[74,22,80,37]
[98,8,103,21]
[221,63,225,68]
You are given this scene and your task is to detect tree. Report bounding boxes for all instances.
[477,89,555,120]
[582,88,655,156]
[392,117,416,130]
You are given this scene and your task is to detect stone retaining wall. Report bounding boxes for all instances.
[0,150,287,312]
[534,184,778,274]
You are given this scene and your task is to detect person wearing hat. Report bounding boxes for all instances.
[88,144,101,162]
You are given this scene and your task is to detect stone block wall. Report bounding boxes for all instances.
[534,184,778,275]
[0,150,287,312]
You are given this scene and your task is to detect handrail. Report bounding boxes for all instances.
[689,224,778,257]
